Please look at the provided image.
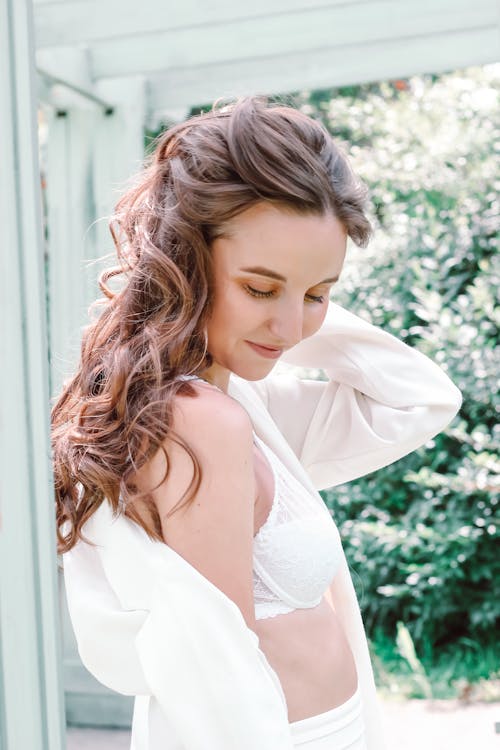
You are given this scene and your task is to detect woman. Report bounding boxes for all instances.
[53,97,462,750]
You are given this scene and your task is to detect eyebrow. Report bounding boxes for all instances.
[239,265,339,285]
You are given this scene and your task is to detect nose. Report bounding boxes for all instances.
[268,301,304,348]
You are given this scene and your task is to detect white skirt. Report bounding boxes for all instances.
[289,686,367,749]
[131,685,367,750]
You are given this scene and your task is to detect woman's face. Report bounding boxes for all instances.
[204,202,347,387]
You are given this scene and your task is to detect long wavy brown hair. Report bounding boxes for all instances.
[51,96,372,554]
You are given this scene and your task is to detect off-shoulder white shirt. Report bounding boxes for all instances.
[62,301,462,750]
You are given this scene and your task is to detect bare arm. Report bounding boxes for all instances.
[145,383,258,632]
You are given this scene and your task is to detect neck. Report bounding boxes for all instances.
[198,362,230,393]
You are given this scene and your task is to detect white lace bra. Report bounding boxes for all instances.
[252,434,343,620]
[176,375,343,621]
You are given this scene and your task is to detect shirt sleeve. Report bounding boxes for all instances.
[250,301,462,490]
[62,507,294,750]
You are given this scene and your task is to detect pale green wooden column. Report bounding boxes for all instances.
[0,0,66,748]
[61,76,145,729]
[45,104,98,398]
[43,75,145,728]
[45,75,146,398]
[91,76,147,303]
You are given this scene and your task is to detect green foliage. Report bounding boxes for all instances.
[371,628,499,700]
[178,70,499,685]
[292,67,499,664]
[395,621,433,699]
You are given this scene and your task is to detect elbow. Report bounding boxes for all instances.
[450,383,463,415]
[425,366,463,426]
[441,382,463,423]
[426,383,462,438]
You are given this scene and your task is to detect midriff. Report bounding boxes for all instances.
[254,595,358,723]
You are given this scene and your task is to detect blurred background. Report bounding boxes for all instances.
[2,1,498,749]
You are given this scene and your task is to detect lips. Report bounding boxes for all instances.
[245,341,284,359]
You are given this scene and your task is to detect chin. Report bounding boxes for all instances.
[230,360,279,382]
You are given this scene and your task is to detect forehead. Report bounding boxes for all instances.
[213,203,346,281]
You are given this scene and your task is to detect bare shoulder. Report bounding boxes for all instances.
[132,380,254,504]
[171,380,254,457]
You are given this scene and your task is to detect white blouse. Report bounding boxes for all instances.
[62,301,462,750]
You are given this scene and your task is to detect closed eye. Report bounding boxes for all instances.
[244,285,325,303]
[244,285,275,298]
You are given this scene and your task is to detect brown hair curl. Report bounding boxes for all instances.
[51,95,372,554]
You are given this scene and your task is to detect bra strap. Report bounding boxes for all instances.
[176,374,225,393]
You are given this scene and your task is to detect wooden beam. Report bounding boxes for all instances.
[36,45,102,112]
[33,0,498,81]
[38,66,115,112]
[34,0,358,47]
[146,25,500,118]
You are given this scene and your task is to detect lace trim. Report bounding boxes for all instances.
[253,434,294,540]
[255,598,296,619]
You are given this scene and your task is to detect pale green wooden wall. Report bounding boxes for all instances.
[9,0,498,732]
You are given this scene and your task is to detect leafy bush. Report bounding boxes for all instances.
[293,67,499,660]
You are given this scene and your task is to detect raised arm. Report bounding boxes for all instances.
[250,301,462,490]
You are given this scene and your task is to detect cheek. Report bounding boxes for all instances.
[208,286,250,339]
[303,304,329,338]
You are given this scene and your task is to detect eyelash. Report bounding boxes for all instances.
[244,285,325,304]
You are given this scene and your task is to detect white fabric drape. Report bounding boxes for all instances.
[63,301,461,749]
